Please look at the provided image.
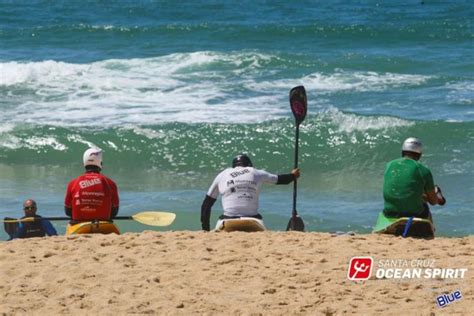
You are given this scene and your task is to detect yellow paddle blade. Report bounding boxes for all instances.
[131,211,176,227]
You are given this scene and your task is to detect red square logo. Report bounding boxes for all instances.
[347,257,373,280]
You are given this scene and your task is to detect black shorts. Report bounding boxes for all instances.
[219,214,263,220]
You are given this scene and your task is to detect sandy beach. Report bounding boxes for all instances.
[1,231,472,315]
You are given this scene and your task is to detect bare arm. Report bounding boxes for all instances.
[424,189,439,205]
[425,185,446,206]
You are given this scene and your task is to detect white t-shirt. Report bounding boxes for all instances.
[206,167,278,217]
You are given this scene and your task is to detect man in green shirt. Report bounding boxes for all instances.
[383,137,445,220]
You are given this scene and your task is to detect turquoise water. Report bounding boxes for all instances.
[1,1,473,238]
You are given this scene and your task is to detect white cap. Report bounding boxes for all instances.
[402,137,423,154]
[83,147,103,168]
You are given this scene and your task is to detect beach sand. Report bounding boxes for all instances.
[1,231,472,315]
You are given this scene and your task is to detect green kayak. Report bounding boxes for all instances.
[373,212,435,239]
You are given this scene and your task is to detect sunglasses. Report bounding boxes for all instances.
[24,206,37,211]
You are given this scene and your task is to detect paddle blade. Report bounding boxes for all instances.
[4,217,19,239]
[132,211,176,227]
[286,215,305,232]
[289,86,307,125]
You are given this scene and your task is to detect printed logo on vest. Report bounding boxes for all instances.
[79,178,102,189]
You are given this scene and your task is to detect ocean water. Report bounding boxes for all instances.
[0,1,473,239]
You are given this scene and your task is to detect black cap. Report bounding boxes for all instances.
[232,154,253,168]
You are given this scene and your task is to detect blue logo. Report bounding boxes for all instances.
[436,290,462,308]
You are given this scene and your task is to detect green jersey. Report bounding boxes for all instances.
[383,157,435,217]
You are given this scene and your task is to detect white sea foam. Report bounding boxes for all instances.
[321,107,413,132]
[129,126,167,139]
[0,53,432,127]
[302,108,414,148]
[23,137,67,151]
[252,70,431,93]
[318,70,430,92]
[0,52,286,126]
[446,81,474,105]
[0,60,78,86]
[0,123,15,134]
[66,134,97,148]
[0,135,21,149]
[0,135,67,151]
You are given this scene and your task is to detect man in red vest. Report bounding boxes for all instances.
[64,148,119,222]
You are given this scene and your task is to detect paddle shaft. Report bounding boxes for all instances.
[292,123,300,217]
[6,216,133,222]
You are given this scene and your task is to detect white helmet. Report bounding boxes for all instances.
[402,137,423,154]
[83,147,103,168]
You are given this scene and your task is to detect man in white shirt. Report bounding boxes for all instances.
[201,154,300,231]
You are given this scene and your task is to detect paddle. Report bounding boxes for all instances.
[286,85,307,232]
[3,217,19,240]
[3,211,176,227]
